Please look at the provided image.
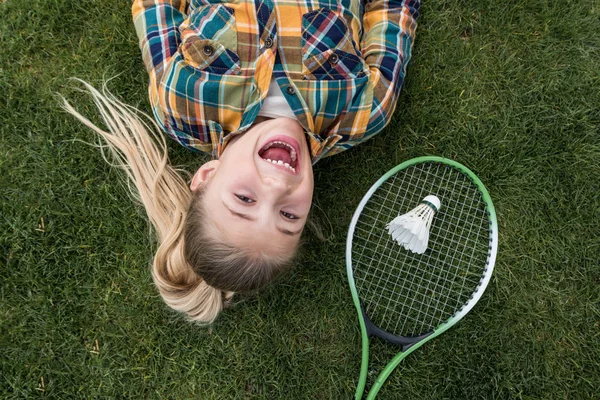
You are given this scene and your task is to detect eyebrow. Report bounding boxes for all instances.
[277,227,303,236]
[223,202,302,236]
[223,203,256,221]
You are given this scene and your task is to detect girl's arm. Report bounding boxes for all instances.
[132,0,189,76]
[361,0,420,135]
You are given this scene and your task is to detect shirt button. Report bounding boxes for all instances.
[264,37,273,48]
[328,53,339,65]
[285,86,295,95]
[203,45,214,56]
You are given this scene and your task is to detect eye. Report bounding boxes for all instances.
[235,194,255,203]
[281,211,298,220]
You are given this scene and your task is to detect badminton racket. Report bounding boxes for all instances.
[346,156,498,399]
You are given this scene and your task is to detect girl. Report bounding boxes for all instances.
[64,0,420,324]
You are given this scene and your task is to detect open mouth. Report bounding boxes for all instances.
[258,135,300,174]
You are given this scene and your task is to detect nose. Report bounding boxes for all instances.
[262,175,293,195]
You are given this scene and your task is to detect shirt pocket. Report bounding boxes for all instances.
[179,5,241,75]
[301,8,366,80]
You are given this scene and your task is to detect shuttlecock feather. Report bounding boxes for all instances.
[387,195,441,254]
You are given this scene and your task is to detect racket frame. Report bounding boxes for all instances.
[346,156,498,399]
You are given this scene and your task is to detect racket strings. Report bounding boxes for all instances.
[351,163,491,337]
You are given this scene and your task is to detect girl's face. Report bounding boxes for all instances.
[192,117,314,257]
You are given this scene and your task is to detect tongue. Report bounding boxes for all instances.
[262,148,292,164]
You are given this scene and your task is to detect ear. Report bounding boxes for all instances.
[190,160,220,191]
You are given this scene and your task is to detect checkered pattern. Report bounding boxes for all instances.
[133,0,420,162]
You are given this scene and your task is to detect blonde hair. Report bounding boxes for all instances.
[62,80,294,324]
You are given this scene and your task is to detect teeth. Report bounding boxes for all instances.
[262,141,295,152]
[263,158,296,172]
[260,140,299,163]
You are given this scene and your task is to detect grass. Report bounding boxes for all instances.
[1,0,599,398]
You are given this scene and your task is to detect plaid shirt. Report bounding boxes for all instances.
[133,0,419,162]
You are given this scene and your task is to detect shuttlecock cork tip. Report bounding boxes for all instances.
[422,195,441,212]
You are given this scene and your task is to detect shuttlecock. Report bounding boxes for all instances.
[386,195,441,254]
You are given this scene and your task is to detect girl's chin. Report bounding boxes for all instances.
[252,116,273,125]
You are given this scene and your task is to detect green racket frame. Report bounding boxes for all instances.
[346,156,498,399]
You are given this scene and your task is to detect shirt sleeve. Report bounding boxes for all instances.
[132,0,189,77]
[361,0,420,135]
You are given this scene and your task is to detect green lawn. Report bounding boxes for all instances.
[1,0,599,398]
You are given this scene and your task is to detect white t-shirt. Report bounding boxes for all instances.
[258,79,298,120]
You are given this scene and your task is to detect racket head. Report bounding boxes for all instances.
[346,156,497,368]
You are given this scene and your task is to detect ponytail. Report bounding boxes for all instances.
[62,80,228,324]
